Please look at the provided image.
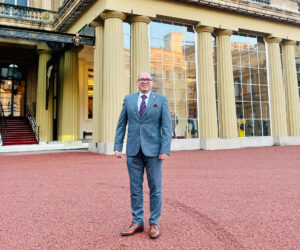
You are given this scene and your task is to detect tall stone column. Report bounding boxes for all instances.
[90,19,104,151]
[36,50,53,142]
[60,47,79,141]
[195,25,218,139]
[129,15,151,93]
[282,40,300,136]
[266,37,288,137]
[215,30,237,138]
[57,55,64,140]
[100,11,126,153]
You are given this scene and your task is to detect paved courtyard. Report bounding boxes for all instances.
[0,146,300,249]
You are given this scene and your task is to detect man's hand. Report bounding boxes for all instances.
[114,151,122,158]
[159,154,169,160]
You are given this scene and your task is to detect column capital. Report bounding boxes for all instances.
[90,17,103,27]
[195,25,214,34]
[215,29,233,36]
[36,49,52,55]
[100,11,126,21]
[129,15,151,24]
[265,36,282,44]
[282,40,296,46]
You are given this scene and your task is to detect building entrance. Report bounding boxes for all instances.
[0,66,26,117]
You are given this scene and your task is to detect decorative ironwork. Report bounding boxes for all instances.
[0,102,7,146]
[25,104,40,143]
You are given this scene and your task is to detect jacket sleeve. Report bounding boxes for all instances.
[160,96,172,155]
[113,97,128,152]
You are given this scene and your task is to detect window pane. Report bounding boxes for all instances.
[243,84,252,101]
[251,85,260,101]
[175,80,186,99]
[87,69,94,119]
[188,119,198,138]
[254,120,262,136]
[188,100,197,118]
[244,102,252,118]
[236,102,243,119]
[260,86,269,101]
[245,119,253,137]
[261,103,270,119]
[163,79,174,98]
[176,119,187,139]
[258,52,266,68]
[233,67,241,84]
[176,100,187,118]
[262,120,270,136]
[242,68,250,84]
[187,80,197,99]
[234,84,242,102]
[4,0,15,4]
[252,102,261,119]
[150,20,197,138]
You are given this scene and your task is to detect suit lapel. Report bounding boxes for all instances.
[141,92,155,121]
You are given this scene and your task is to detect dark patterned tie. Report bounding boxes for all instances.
[139,95,147,117]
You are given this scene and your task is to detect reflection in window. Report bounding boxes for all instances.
[295,43,300,98]
[124,22,131,95]
[231,33,270,137]
[87,69,94,119]
[150,20,197,139]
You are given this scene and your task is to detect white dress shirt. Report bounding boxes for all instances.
[137,91,151,111]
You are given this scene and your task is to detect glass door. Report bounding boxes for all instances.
[0,79,25,116]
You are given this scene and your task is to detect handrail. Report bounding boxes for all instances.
[25,104,40,143]
[0,102,7,145]
[0,3,57,23]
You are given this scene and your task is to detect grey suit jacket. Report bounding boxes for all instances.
[114,92,172,157]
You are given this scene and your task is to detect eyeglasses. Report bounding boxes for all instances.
[138,78,152,82]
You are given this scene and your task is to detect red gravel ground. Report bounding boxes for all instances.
[0,146,300,250]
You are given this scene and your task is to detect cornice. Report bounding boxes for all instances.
[175,0,300,26]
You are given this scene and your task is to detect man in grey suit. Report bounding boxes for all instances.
[114,72,172,239]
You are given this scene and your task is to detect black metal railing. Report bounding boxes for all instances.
[25,104,40,143]
[0,102,7,145]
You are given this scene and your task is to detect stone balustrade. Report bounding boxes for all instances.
[0,3,56,23]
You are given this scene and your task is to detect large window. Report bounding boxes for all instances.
[4,0,28,6]
[295,43,300,98]
[123,22,131,95]
[231,33,270,137]
[150,20,197,139]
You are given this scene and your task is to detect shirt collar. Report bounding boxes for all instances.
[139,91,151,99]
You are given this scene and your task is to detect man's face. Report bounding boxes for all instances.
[137,72,153,94]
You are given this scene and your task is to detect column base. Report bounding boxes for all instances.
[273,136,300,146]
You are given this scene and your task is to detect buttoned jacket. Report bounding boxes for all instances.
[114,92,172,157]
